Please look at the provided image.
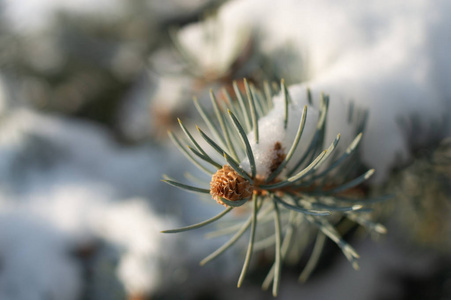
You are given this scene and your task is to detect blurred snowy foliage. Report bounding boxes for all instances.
[0,108,240,299]
[0,0,221,125]
[150,0,451,181]
[0,0,449,299]
[380,138,451,252]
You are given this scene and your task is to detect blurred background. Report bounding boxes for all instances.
[0,0,449,299]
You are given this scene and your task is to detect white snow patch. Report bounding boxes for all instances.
[240,87,320,178]
[2,0,126,32]
[0,108,238,297]
[0,211,82,300]
[0,184,178,298]
[96,199,176,295]
[178,0,451,181]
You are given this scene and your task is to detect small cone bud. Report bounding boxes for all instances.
[210,165,253,206]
